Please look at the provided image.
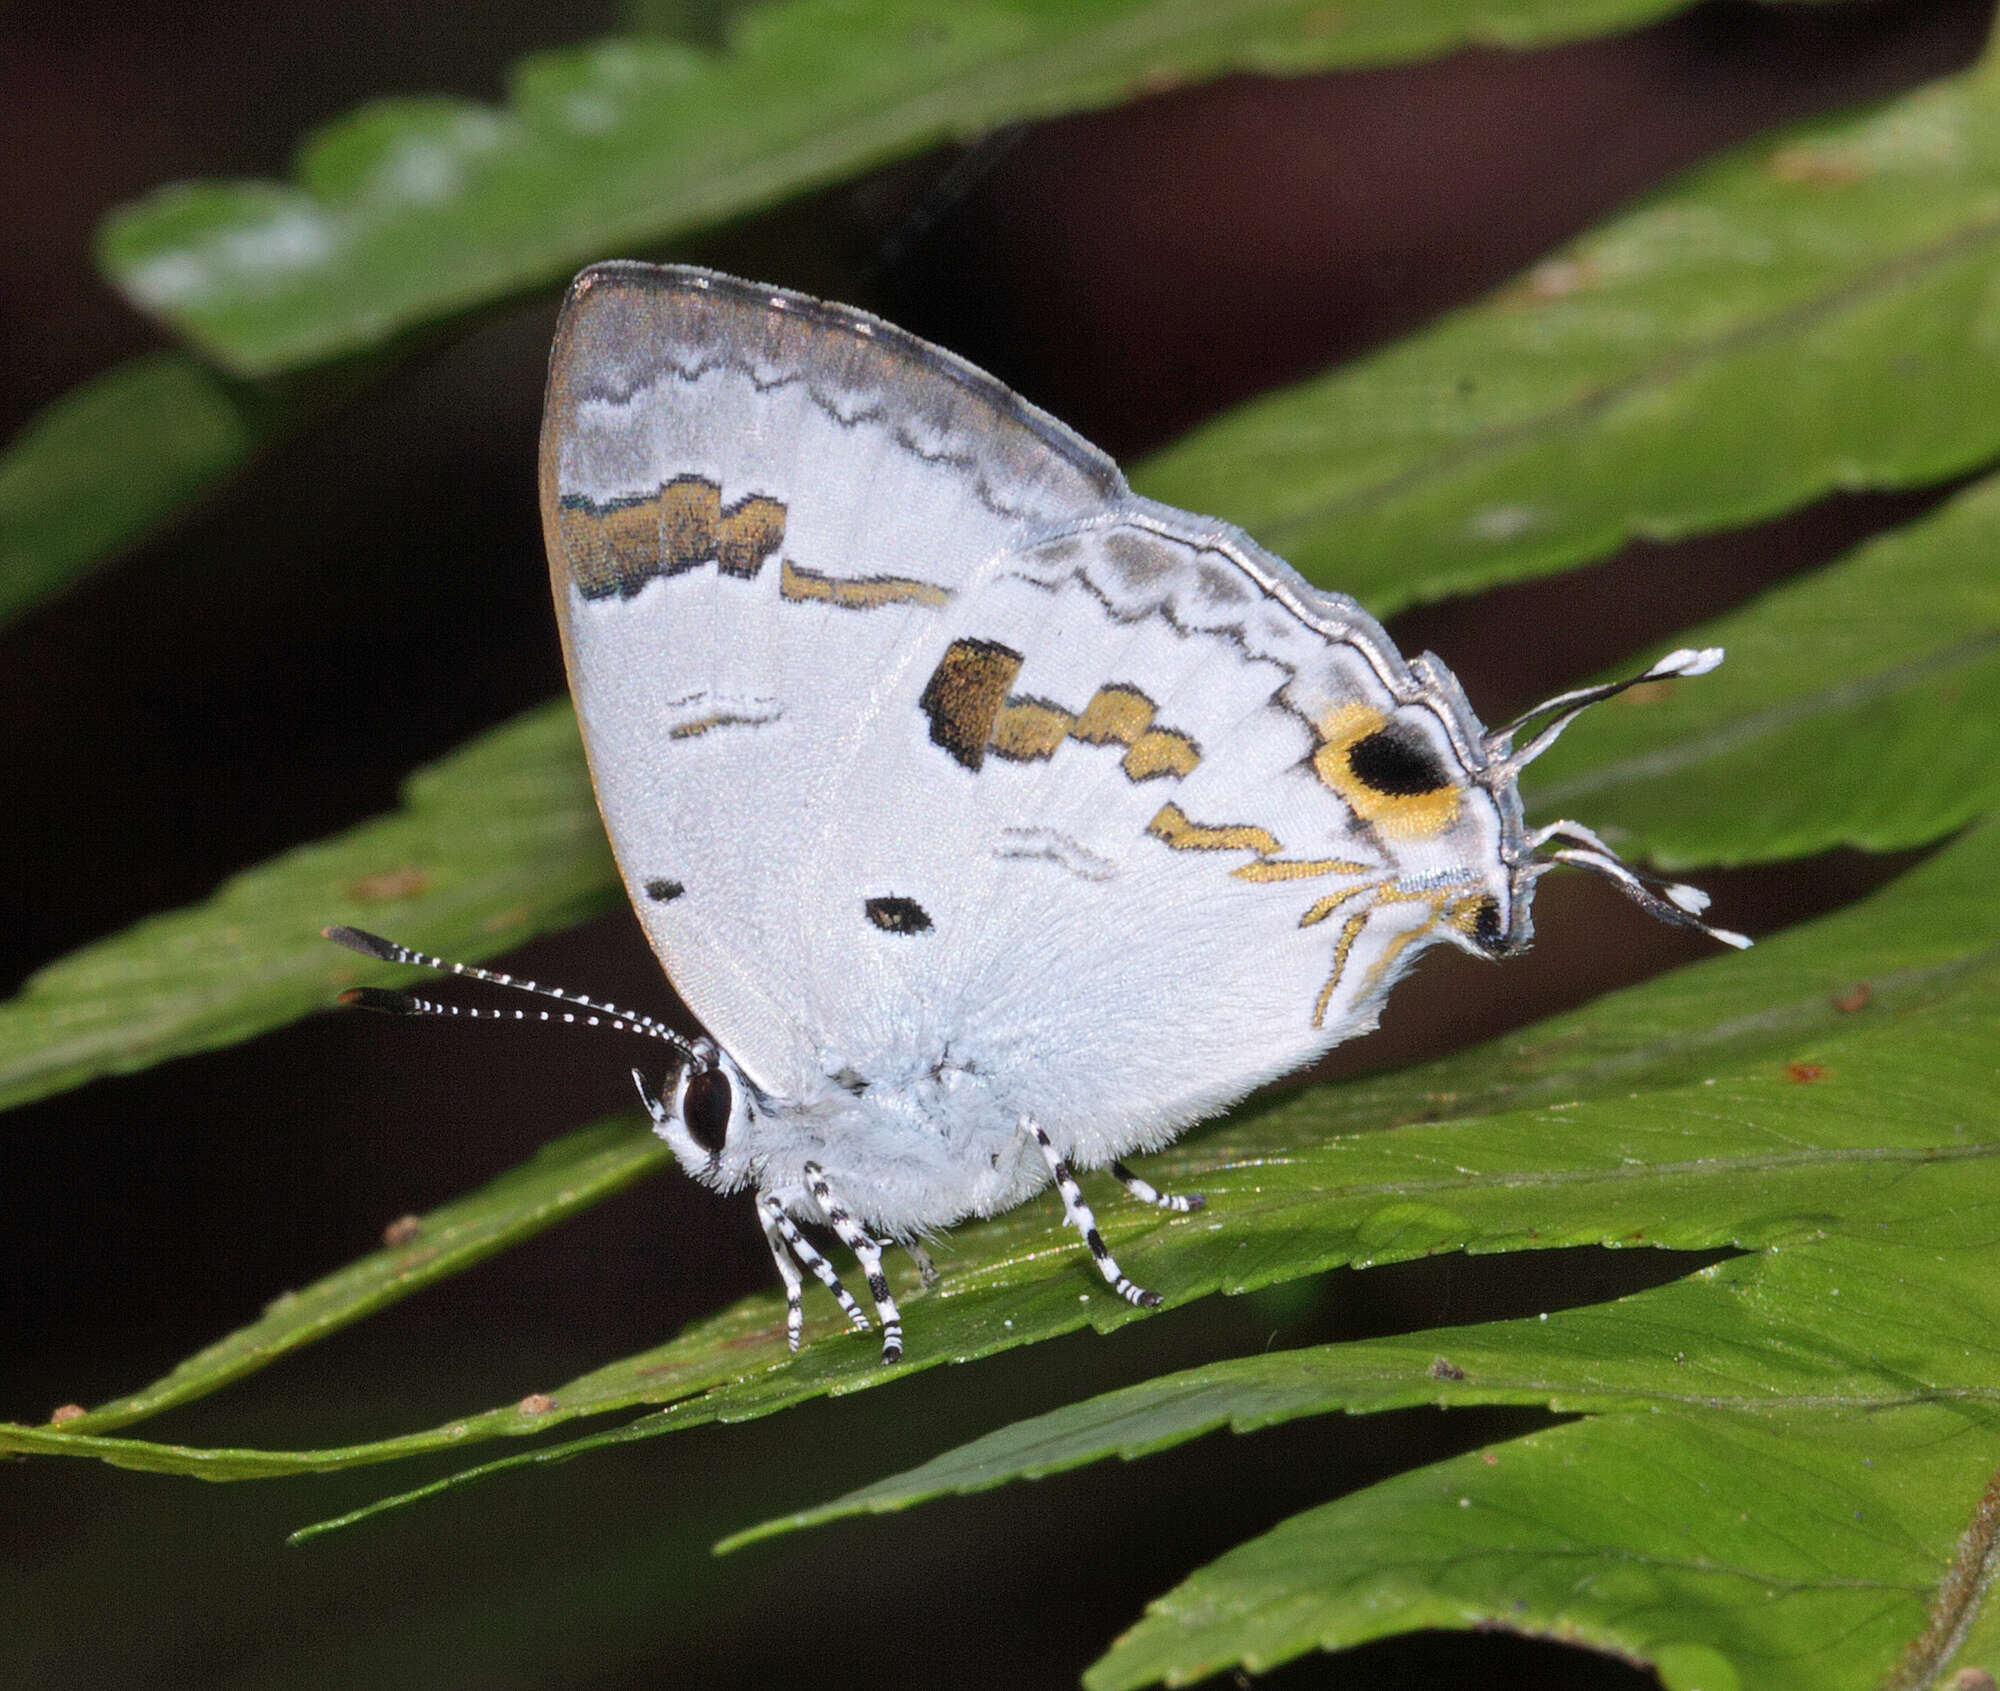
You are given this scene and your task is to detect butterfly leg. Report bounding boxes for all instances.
[754,1196,809,1351]
[631,1066,670,1127]
[1024,1119,1161,1309]
[757,1191,870,1348]
[904,1240,941,1287]
[803,1162,905,1366]
[1110,1160,1206,1214]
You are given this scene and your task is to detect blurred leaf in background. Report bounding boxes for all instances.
[6,3,2000,1690]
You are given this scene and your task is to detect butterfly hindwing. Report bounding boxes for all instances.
[790,508,1512,1161]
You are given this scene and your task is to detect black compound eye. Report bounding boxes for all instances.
[681,1065,732,1156]
[1346,722,1453,797]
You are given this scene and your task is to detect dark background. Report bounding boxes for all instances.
[3,3,1991,1686]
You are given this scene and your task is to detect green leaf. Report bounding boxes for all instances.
[0,702,613,1113]
[287,878,2000,1550]
[48,4,1744,617]
[1524,463,2000,864]
[1286,810,2000,1142]
[715,927,2000,1687]
[0,353,276,624]
[1137,46,2000,613]
[99,0,1731,376]
[58,1118,667,1437]
[1088,1406,2000,1691]
[716,1233,2000,1547]
[10,814,1995,1498]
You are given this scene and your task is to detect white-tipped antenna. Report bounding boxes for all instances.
[1492,651,1748,951]
[324,925,698,1057]
[1492,647,1726,776]
[1524,823,1751,950]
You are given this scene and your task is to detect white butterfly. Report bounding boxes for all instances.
[335,262,1745,1365]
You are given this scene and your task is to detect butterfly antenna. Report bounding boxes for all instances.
[1520,821,1750,950]
[1489,646,1726,776]
[324,925,698,1056]
[1483,650,1748,951]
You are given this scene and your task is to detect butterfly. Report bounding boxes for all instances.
[332,261,1746,1365]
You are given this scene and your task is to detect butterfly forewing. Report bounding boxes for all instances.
[541,264,1124,1096]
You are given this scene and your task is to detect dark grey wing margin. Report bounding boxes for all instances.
[547,261,1127,518]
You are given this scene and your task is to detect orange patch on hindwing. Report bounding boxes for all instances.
[919,650,1202,783]
[1311,701,1462,839]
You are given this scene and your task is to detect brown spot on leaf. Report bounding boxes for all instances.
[1769,144,1866,187]
[344,866,431,903]
[1125,65,1184,99]
[1785,1061,1826,1084]
[1832,982,1873,1014]
[517,1393,557,1415]
[48,1404,86,1425]
[1429,1358,1466,1381]
[381,1214,424,1248]
[1524,256,1601,301]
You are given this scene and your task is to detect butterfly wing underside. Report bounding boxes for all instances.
[543,265,1509,1145]
[541,264,1124,1096]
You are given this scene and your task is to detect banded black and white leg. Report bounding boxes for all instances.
[803,1162,905,1365]
[1111,1160,1206,1214]
[1025,1118,1161,1308]
[756,1191,870,1351]
[754,1197,810,1350]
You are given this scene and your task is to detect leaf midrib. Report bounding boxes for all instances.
[1220,1134,1999,1201]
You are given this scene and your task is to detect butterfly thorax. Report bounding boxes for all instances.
[673,1042,1053,1237]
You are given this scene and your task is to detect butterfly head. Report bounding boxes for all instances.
[652,1038,762,1191]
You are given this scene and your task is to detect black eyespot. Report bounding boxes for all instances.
[1472,895,1507,954]
[1347,723,1453,796]
[866,895,933,934]
[681,1065,732,1156]
[644,878,684,903]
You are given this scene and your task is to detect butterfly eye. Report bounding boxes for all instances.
[682,1065,733,1156]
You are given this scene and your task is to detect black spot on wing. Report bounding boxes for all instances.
[1347,723,1453,796]
[866,896,934,934]
[645,878,685,903]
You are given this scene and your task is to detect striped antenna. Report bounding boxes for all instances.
[1486,650,1749,953]
[1490,647,1725,776]
[324,926,697,1056]
[1521,823,1750,951]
